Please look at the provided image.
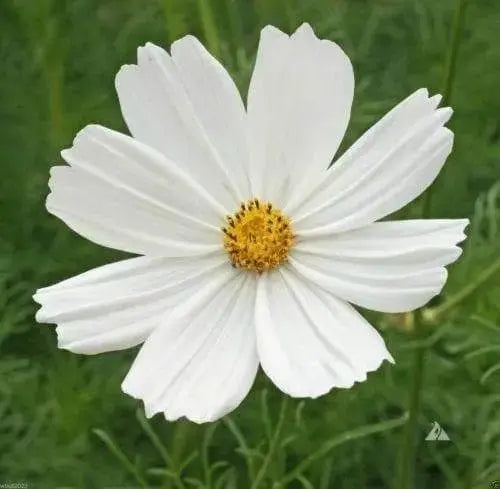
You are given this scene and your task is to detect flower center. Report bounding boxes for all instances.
[222,199,294,273]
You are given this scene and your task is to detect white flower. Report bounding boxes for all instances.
[34,24,468,423]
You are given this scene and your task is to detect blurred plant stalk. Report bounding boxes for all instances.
[395,0,469,488]
[423,257,500,324]
[196,0,221,58]
[13,0,66,151]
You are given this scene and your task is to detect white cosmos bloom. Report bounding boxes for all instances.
[34,23,468,423]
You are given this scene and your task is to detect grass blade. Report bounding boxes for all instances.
[279,413,408,486]
[92,428,149,488]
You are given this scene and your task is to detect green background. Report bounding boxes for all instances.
[0,0,499,487]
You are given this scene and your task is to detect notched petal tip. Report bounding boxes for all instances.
[460,218,470,231]
[436,265,449,292]
[385,350,396,365]
[138,41,162,56]
[451,218,470,244]
[46,165,67,194]
[59,147,71,162]
[260,24,289,39]
[429,92,442,107]
[170,33,201,52]
[170,33,223,68]
[121,377,145,404]
[414,87,429,99]
[114,63,139,87]
[34,308,48,325]
[135,42,169,67]
[408,88,444,112]
[121,382,158,419]
[291,22,349,60]
[143,41,160,49]
[436,108,454,128]
[66,124,102,151]
[32,293,48,324]
[416,88,444,110]
[293,22,315,37]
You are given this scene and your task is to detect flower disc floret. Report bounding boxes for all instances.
[223,199,294,272]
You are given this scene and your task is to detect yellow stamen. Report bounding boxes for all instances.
[223,198,295,272]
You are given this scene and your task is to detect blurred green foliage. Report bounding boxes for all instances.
[0,0,499,488]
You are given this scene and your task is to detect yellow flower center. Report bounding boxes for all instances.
[222,199,295,273]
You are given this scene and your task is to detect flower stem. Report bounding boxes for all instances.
[223,416,257,483]
[136,409,185,489]
[425,257,500,322]
[278,413,408,487]
[421,0,468,218]
[396,1,468,488]
[250,396,287,489]
[395,316,427,489]
[441,0,468,108]
[93,428,149,489]
[196,0,221,58]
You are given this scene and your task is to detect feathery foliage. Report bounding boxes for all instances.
[0,0,499,487]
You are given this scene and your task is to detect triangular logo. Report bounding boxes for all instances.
[425,421,450,441]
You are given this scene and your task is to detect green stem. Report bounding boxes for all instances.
[93,428,149,488]
[425,257,500,321]
[421,0,467,218]
[222,416,256,483]
[396,1,467,488]
[279,414,408,487]
[46,58,64,151]
[196,0,221,58]
[395,318,427,489]
[441,0,467,107]
[135,409,185,489]
[202,423,219,489]
[162,0,188,45]
[250,396,287,489]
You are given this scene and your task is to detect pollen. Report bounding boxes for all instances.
[222,199,295,273]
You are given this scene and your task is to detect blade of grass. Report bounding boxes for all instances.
[396,2,468,488]
[278,413,408,487]
[222,416,256,483]
[196,0,221,58]
[250,396,288,489]
[202,423,219,489]
[480,363,500,385]
[260,389,272,442]
[424,258,500,321]
[161,0,188,44]
[136,408,175,467]
[92,428,149,489]
[136,408,185,489]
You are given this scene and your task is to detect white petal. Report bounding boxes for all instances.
[50,125,225,256]
[255,267,392,398]
[122,271,258,423]
[292,89,454,235]
[33,253,228,354]
[115,38,249,210]
[247,24,354,207]
[290,219,469,313]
